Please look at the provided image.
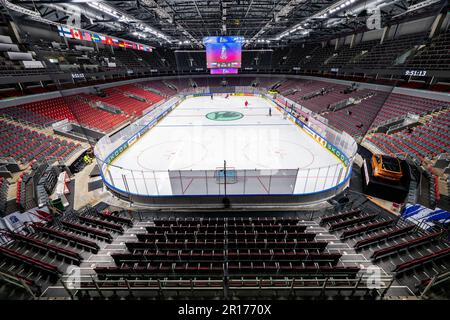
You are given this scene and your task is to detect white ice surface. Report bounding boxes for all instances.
[105,95,346,195]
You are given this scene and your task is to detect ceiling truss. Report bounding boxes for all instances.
[1,0,446,47]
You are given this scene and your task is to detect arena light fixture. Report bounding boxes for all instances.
[246,0,307,46]
[273,0,394,41]
[87,2,120,19]
[139,0,201,46]
[392,0,441,18]
[86,1,171,43]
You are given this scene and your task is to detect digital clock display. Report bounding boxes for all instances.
[405,70,427,77]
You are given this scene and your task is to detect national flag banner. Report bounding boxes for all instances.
[82,32,92,42]
[56,24,151,54]
[91,33,101,43]
[57,26,73,38]
[70,28,83,40]
[105,37,114,46]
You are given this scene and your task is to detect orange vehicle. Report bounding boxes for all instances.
[371,154,403,181]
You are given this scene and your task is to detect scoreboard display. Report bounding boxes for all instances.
[203,36,244,69]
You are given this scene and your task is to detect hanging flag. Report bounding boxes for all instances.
[91,33,101,43]
[57,26,73,38]
[82,32,92,42]
[70,28,83,40]
[56,24,152,53]
[105,37,114,46]
[112,38,120,46]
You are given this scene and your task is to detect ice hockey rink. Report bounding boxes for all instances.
[104,95,348,196]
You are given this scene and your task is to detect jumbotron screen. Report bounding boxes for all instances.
[203,36,244,69]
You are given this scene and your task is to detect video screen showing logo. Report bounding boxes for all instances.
[203,36,244,69]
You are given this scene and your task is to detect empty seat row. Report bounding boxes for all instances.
[78,215,124,234]
[94,264,360,279]
[393,247,450,275]
[371,231,442,260]
[320,209,362,225]
[152,217,301,226]
[354,225,416,249]
[7,232,83,265]
[126,239,328,252]
[340,219,396,239]
[0,246,60,277]
[33,224,100,253]
[146,224,306,233]
[328,214,378,231]
[60,220,113,243]
[138,231,315,242]
[110,251,341,264]
[98,212,133,227]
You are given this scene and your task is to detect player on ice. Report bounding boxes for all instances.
[268,107,272,116]
[244,100,249,108]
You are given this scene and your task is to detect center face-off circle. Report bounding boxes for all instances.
[206,111,244,121]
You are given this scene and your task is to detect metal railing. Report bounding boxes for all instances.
[60,273,395,299]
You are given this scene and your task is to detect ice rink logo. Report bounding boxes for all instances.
[206,111,243,121]
[66,266,81,290]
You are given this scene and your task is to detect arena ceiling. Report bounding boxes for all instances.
[2,0,447,47]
